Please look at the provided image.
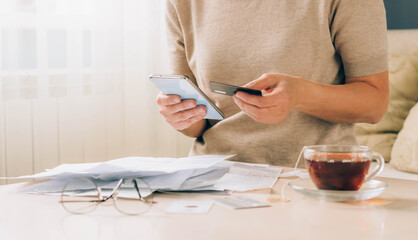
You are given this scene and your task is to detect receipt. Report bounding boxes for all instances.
[277,170,310,179]
[213,163,283,191]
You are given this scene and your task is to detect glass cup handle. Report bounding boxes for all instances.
[365,152,385,182]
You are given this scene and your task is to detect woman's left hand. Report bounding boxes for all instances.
[233,73,303,124]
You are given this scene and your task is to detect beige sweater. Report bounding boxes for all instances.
[165,0,388,166]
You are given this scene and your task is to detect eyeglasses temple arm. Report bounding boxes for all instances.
[103,179,124,201]
[59,199,102,203]
[133,179,143,199]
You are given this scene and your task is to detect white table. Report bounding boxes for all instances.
[1,166,418,240]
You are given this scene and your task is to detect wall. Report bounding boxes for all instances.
[0,0,193,185]
[384,0,418,29]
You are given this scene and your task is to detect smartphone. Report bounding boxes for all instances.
[209,81,262,96]
[149,74,224,120]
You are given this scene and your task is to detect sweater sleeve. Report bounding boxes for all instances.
[330,0,388,78]
[165,0,197,84]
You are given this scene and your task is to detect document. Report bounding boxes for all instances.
[277,170,309,179]
[13,155,284,197]
[10,155,233,180]
[213,163,282,191]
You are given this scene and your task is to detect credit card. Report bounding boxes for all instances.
[209,81,262,96]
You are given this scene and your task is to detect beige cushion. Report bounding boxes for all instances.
[387,30,418,53]
[391,103,418,173]
[356,133,397,162]
[355,47,418,162]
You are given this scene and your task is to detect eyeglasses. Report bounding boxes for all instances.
[60,177,154,215]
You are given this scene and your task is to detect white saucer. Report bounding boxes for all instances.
[288,178,388,201]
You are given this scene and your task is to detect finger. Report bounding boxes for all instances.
[234,91,278,108]
[170,105,207,123]
[156,92,181,106]
[234,97,273,122]
[242,73,279,90]
[233,97,264,121]
[234,95,260,114]
[172,114,205,131]
[160,99,197,116]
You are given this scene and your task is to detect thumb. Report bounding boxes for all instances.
[243,74,278,90]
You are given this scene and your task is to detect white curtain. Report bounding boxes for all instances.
[0,0,193,184]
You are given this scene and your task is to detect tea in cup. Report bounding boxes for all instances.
[302,145,384,191]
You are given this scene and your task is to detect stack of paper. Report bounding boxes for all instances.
[9,155,282,197]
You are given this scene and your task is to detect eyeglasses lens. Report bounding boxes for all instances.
[61,178,99,214]
[113,178,153,215]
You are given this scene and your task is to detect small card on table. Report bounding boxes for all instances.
[213,196,271,209]
[166,200,214,214]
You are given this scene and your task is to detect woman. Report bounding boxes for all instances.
[156,0,389,166]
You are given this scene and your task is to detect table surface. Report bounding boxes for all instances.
[1,166,418,240]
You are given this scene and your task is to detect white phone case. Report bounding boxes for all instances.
[149,74,224,120]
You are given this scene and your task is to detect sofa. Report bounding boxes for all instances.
[355,29,418,173]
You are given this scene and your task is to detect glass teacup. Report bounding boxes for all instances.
[302,145,384,191]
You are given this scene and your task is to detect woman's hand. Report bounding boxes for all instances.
[156,92,207,131]
[233,71,389,124]
[233,73,303,124]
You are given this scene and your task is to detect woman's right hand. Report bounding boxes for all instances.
[156,92,207,131]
